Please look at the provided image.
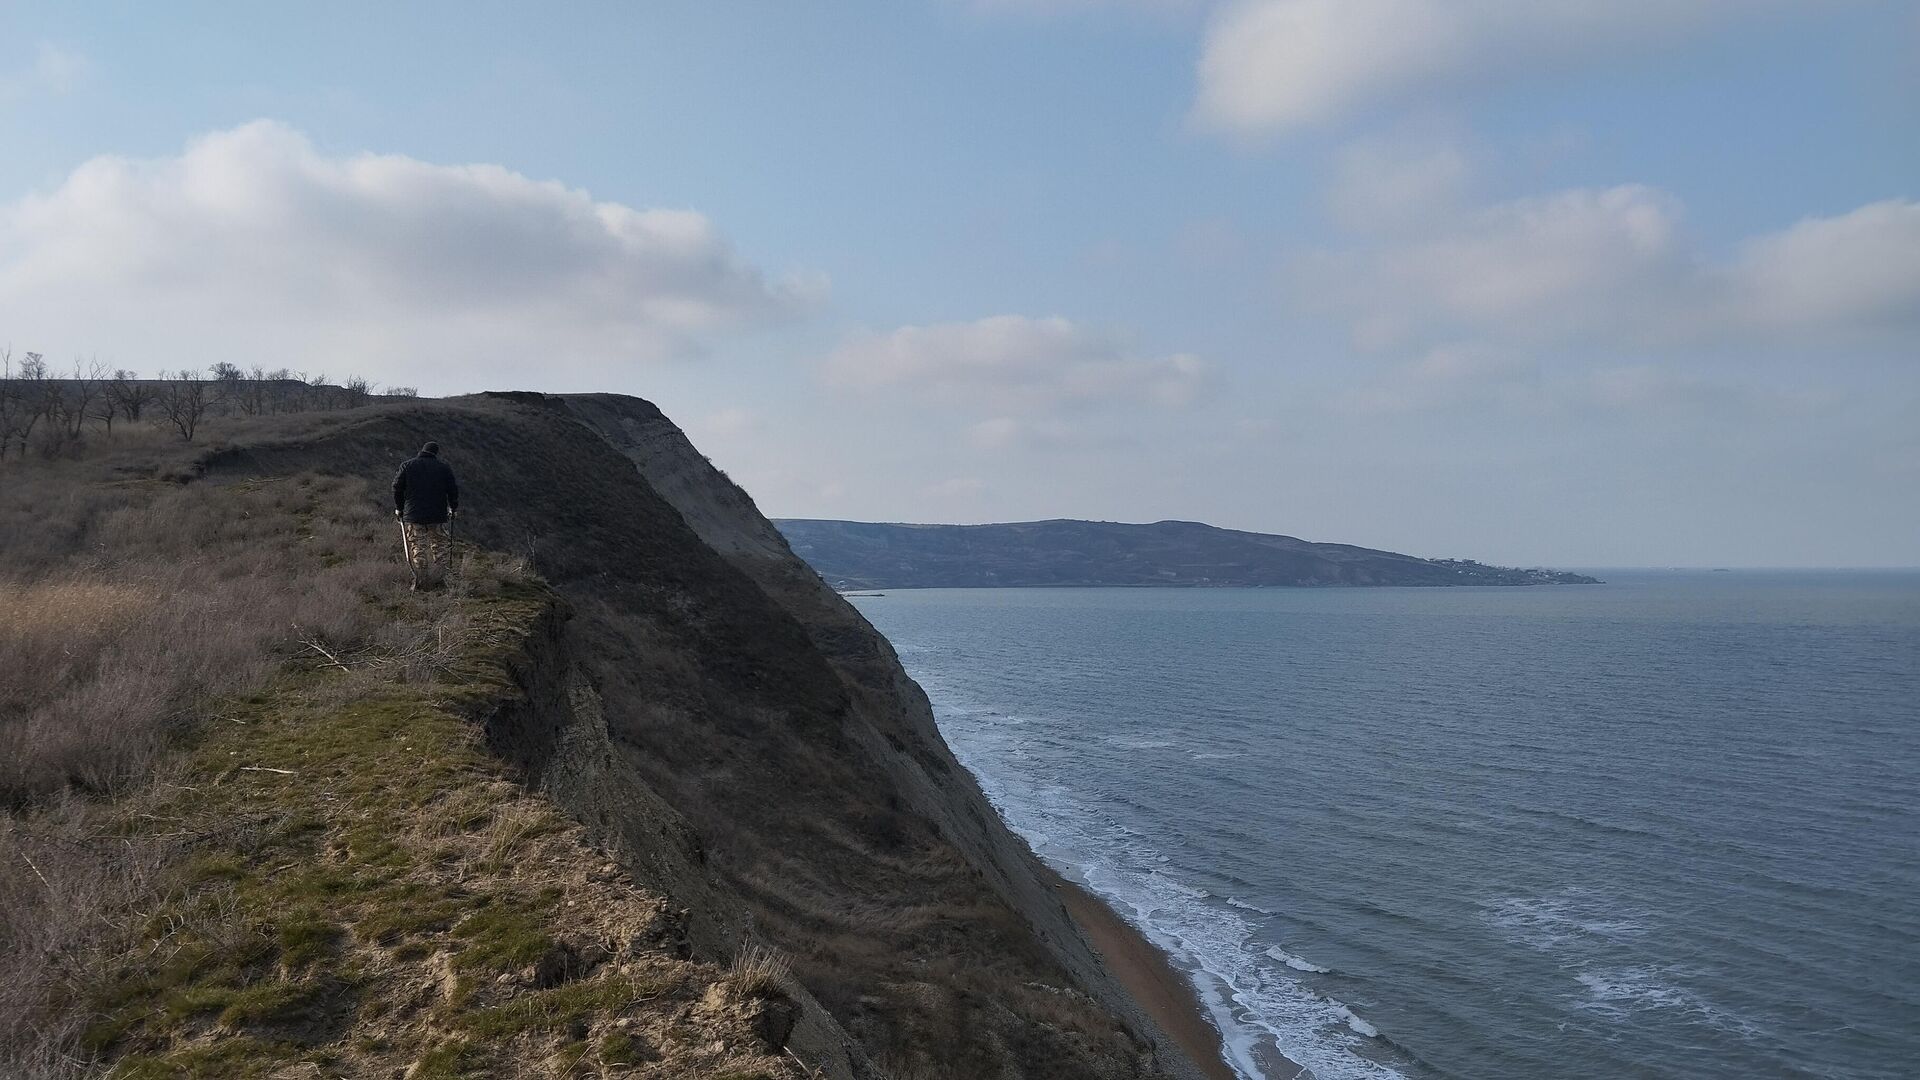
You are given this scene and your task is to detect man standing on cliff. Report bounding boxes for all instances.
[392,441,459,590]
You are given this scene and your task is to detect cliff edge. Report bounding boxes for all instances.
[157,395,1213,1076]
[559,393,1220,1079]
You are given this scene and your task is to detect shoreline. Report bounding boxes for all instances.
[1046,865,1308,1080]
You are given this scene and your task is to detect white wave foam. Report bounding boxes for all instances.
[1483,889,1650,951]
[1324,998,1379,1038]
[917,677,1409,1079]
[1574,967,1764,1038]
[1266,946,1331,973]
[1077,859,1407,1080]
[1226,896,1278,916]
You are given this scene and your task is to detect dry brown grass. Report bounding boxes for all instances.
[0,582,155,642]
[0,802,174,1079]
[727,942,795,1001]
[0,474,405,806]
[0,430,430,1074]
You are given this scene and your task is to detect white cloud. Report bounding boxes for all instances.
[927,476,988,499]
[964,0,1201,15]
[1299,184,1920,351]
[1339,345,1830,423]
[969,416,1024,448]
[826,315,1209,411]
[694,407,759,438]
[1306,184,1689,347]
[1340,343,1541,415]
[1326,129,1476,230]
[0,121,821,388]
[1724,200,1920,333]
[1,42,90,103]
[1195,0,1749,135]
[964,415,1094,450]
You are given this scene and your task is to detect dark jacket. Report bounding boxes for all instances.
[393,452,459,524]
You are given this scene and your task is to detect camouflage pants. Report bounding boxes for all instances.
[403,521,453,583]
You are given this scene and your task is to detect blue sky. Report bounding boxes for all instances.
[2,1,1916,565]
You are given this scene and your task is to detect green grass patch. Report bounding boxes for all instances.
[82,563,580,1073]
[275,909,341,967]
[457,976,676,1039]
[213,976,341,1028]
[410,1038,485,1079]
[451,905,555,973]
[599,1030,648,1066]
[111,1036,302,1079]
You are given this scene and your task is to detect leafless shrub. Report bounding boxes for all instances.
[58,360,104,441]
[377,604,476,683]
[104,369,153,430]
[0,350,53,459]
[727,941,794,1000]
[0,809,171,1078]
[153,370,210,441]
[0,471,407,805]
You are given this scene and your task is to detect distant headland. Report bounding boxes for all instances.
[775,518,1602,590]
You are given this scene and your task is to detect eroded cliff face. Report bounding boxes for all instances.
[559,393,1208,1080]
[220,392,1204,1080]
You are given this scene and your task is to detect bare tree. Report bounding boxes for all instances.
[0,348,22,458]
[7,352,52,459]
[82,361,122,436]
[156,370,210,441]
[343,375,372,408]
[262,368,295,413]
[107,370,155,427]
[228,365,269,416]
[386,385,419,398]
[62,359,106,439]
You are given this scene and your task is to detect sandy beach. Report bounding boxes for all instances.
[1049,867,1309,1080]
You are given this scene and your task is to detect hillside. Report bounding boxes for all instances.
[0,394,1214,1080]
[777,518,1600,589]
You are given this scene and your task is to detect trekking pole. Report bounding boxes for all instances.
[397,513,418,588]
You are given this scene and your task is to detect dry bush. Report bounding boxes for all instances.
[0,465,413,806]
[0,809,171,1079]
[0,403,544,1077]
[727,941,794,1000]
[0,458,413,1072]
[0,582,153,643]
[476,805,553,874]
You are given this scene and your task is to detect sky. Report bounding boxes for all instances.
[1,1,1915,567]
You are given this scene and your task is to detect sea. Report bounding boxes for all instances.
[846,570,1920,1080]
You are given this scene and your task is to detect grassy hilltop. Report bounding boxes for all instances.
[0,393,1208,1080]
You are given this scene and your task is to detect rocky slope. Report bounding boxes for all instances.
[198,393,1212,1080]
[777,518,1600,589]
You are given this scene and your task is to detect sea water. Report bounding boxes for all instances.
[848,571,1920,1080]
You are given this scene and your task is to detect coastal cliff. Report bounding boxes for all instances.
[558,394,1224,1078]
[0,393,1221,1078]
